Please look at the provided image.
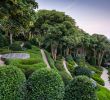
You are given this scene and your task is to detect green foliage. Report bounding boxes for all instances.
[0,66,26,100]
[0,33,4,47]
[73,66,92,77]
[55,59,65,71]
[92,74,104,86]
[97,85,110,100]
[27,68,65,100]
[30,38,38,46]
[24,42,32,49]
[64,76,97,100]
[5,46,47,78]
[9,42,22,51]
[59,71,72,86]
[44,50,56,69]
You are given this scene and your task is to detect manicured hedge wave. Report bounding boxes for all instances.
[0,66,26,100]
[27,68,65,100]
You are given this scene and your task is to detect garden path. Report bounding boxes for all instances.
[63,58,73,78]
[40,49,51,69]
[101,67,110,90]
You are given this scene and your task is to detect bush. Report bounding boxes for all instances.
[64,76,97,100]
[59,71,72,86]
[24,42,32,49]
[30,38,38,46]
[9,42,22,51]
[27,68,65,100]
[0,33,4,47]
[0,66,26,100]
[92,74,104,86]
[66,55,73,61]
[55,59,65,71]
[73,66,92,77]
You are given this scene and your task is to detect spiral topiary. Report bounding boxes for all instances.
[27,68,65,100]
[0,66,26,100]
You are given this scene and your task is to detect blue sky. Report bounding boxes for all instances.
[36,0,110,38]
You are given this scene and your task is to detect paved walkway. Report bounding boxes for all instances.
[63,59,73,78]
[40,49,51,69]
[101,67,110,90]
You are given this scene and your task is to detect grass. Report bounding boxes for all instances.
[97,85,110,100]
[44,50,56,69]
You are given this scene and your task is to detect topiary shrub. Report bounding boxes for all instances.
[0,66,26,100]
[73,66,92,77]
[24,42,32,49]
[9,42,22,51]
[64,76,97,100]
[27,68,65,100]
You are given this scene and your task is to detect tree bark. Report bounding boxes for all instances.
[10,33,13,44]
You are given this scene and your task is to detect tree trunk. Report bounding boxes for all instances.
[10,33,13,44]
[66,47,69,56]
[99,51,105,67]
[93,49,97,65]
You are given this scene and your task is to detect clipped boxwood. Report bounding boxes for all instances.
[27,68,65,100]
[0,66,26,100]
[64,76,97,100]
[73,66,92,77]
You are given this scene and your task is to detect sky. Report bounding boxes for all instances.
[36,0,110,38]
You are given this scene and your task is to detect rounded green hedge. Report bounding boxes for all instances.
[73,66,92,77]
[0,66,26,100]
[64,76,97,100]
[27,68,65,100]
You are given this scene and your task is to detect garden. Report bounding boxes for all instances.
[0,0,110,100]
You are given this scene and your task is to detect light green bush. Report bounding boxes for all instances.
[27,68,65,100]
[0,66,26,100]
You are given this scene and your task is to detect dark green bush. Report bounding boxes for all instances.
[64,76,97,100]
[9,42,22,51]
[73,66,92,77]
[24,42,32,49]
[27,68,65,100]
[0,66,26,100]
[30,38,38,46]
[0,33,4,47]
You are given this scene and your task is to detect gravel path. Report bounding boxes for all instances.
[40,49,51,69]
[101,67,110,90]
[63,59,73,78]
